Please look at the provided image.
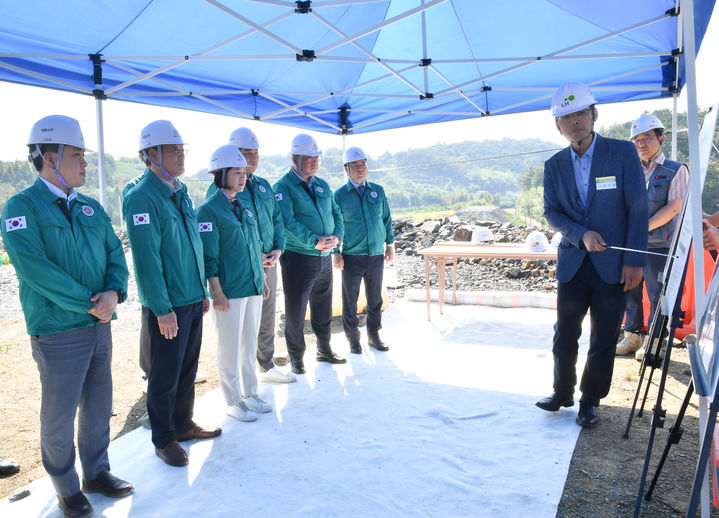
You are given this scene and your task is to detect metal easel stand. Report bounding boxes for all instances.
[631,298,686,517]
[624,255,688,438]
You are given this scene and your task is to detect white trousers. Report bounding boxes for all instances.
[214,295,263,406]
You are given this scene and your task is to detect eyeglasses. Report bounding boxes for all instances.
[162,145,187,157]
[556,107,593,124]
[348,162,367,171]
[633,135,658,146]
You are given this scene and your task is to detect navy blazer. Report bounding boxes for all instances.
[543,134,648,284]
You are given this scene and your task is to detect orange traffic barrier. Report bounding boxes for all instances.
[641,246,716,340]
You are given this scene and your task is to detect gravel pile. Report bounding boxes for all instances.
[387,216,557,300]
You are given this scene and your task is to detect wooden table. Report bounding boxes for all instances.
[417,243,557,320]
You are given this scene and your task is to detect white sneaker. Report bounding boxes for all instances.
[194,372,207,384]
[244,394,272,413]
[616,332,642,355]
[226,401,257,422]
[258,366,297,383]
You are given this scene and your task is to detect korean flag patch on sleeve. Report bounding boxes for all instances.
[133,213,150,225]
[199,222,213,232]
[5,216,27,232]
[275,193,283,201]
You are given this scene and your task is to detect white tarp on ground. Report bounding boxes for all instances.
[0,301,589,518]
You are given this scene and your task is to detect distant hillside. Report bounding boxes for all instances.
[2,114,716,226]
[0,138,560,223]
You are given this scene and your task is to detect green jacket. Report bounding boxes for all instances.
[206,174,285,254]
[197,190,264,299]
[1,177,128,335]
[123,170,207,315]
[334,181,394,256]
[122,170,149,200]
[272,168,343,256]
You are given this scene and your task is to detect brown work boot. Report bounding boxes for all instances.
[155,441,189,466]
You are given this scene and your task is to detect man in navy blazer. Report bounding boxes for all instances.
[536,82,648,427]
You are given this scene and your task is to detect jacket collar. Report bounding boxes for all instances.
[33,176,77,207]
[145,169,185,198]
[343,179,372,192]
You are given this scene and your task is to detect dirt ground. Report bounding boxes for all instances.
[558,342,719,518]
[1,300,718,517]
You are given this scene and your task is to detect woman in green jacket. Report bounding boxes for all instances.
[198,145,270,422]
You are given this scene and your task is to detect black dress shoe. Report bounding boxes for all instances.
[82,470,134,498]
[367,332,389,351]
[0,458,20,477]
[535,393,574,412]
[316,351,347,364]
[576,402,599,428]
[58,491,93,518]
[290,358,306,374]
[348,338,362,354]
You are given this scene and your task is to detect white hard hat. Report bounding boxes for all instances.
[550,232,563,250]
[343,146,367,165]
[471,226,495,244]
[138,120,185,151]
[630,115,665,139]
[525,230,549,252]
[229,127,259,149]
[27,115,88,150]
[551,82,596,117]
[209,144,248,172]
[291,133,322,156]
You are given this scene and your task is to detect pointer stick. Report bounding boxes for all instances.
[606,245,678,259]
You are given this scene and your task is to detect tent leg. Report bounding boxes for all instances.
[341,133,348,182]
[681,0,709,515]
[95,97,106,210]
[671,93,678,161]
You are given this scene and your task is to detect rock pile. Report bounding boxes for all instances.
[386,216,558,299]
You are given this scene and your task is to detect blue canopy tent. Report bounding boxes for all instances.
[0,0,714,135]
[0,0,717,514]
[0,0,714,206]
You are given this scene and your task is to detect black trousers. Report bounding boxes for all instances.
[147,301,204,449]
[280,251,333,360]
[552,257,625,406]
[341,254,384,338]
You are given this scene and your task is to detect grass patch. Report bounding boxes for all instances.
[1,253,10,266]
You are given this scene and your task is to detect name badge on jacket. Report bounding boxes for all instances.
[595,176,617,190]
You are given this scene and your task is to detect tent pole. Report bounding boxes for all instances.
[671,93,678,161]
[681,1,709,516]
[421,0,429,95]
[341,133,348,182]
[90,54,107,210]
[95,97,106,209]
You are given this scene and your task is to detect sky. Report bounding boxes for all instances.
[0,12,716,176]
